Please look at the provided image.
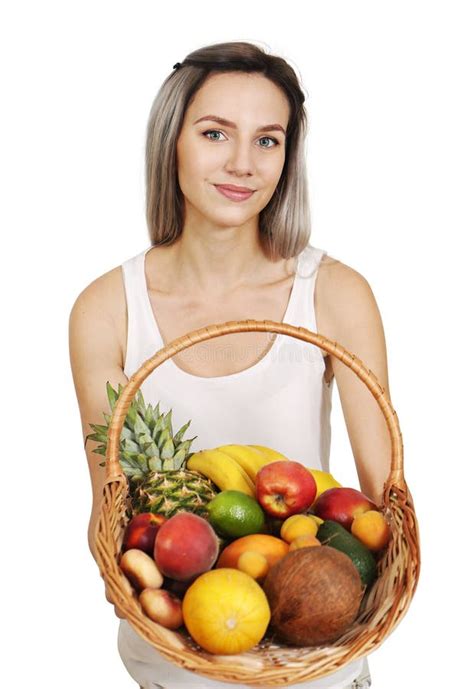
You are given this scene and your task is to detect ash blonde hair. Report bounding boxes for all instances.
[145,41,311,261]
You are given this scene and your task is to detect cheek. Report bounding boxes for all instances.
[270,151,286,177]
[258,150,285,182]
[180,148,221,188]
[259,162,285,199]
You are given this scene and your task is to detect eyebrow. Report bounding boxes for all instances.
[193,115,287,136]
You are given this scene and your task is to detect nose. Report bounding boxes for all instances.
[224,139,256,177]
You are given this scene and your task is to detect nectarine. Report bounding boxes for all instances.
[154,512,219,581]
[313,487,376,531]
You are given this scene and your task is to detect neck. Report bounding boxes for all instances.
[167,218,277,297]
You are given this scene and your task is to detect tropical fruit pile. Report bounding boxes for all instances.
[86,384,391,655]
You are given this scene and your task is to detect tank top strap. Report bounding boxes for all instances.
[122,248,158,374]
[285,244,327,331]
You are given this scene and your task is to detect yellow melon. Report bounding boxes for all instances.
[182,568,271,654]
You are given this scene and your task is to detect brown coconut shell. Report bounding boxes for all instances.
[263,545,363,646]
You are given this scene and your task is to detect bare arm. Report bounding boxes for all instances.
[68,272,129,565]
[317,259,393,506]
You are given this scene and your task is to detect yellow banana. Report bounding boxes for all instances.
[187,449,255,497]
[308,469,341,498]
[217,444,271,482]
[248,445,289,464]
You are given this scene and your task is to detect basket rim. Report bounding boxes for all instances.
[103,319,405,497]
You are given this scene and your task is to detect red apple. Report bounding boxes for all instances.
[123,512,167,556]
[255,461,317,518]
[313,487,377,531]
[154,512,220,581]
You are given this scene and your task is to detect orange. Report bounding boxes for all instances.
[351,510,391,551]
[182,568,270,654]
[216,533,289,569]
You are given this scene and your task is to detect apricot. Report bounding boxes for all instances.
[288,534,321,551]
[237,551,270,580]
[307,514,324,528]
[351,510,391,551]
[280,514,318,543]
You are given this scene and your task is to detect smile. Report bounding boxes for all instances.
[214,185,255,202]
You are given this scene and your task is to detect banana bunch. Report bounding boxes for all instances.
[186,444,288,495]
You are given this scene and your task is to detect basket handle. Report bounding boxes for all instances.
[103,319,405,502]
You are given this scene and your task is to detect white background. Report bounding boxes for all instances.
[2,1,473,687]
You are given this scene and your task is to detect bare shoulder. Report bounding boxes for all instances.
[71,263,124,311]
[319,252,370,288]
[69,263,127,366]
[316,253,377,339]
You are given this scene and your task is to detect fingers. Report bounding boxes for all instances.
[105,581,131,619]
[114,604,126,619]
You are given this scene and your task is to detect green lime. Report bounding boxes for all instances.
[206,490,265,538]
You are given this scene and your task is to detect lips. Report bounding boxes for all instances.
[215,184,255,192]
[214,184,255,202]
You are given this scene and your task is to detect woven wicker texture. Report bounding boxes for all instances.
[94,319,420,686]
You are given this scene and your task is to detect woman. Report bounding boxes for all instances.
[69,41,388,688]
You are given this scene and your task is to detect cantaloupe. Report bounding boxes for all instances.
[263,545,363,645]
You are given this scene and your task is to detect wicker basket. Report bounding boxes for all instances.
[95,319,420,686]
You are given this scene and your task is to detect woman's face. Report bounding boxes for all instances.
[176,71,290,229]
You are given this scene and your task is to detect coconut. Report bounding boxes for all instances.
[263,545,363,646]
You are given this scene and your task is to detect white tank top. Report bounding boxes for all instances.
[118,243,366,688]
[121,243,334,471]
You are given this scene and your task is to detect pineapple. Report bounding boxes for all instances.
[85,382,218,519]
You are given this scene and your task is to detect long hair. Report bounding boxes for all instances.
[145,41,310,261]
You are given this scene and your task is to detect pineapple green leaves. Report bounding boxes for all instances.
[85,382,198,481]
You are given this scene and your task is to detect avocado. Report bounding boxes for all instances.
[317,520,377,588]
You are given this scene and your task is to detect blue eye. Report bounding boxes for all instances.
[203,130,225,142]
[258,135,278,148]
[202,130,279,148]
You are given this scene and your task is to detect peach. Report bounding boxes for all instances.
[119,548,164,591]
[139,588,183,629]
[313,487,376,531]
[351,510,391,551]
[154,512,219,581]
